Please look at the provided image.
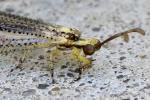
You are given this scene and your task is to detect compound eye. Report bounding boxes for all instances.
[83,44,95,55]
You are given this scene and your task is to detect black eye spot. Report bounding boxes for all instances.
[75,36,79,41]
[18,32,21,34]
[17,43,22,46]
[29,42,32,45]
[7,30,11,32]
[61,32,65,34]
[52,29,55,32]
[13,31,16,33]
[67,33,76,40]
[24,43,27,46]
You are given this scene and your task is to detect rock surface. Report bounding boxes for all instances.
[0,0,149,100]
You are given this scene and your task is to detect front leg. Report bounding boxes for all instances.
[71,47,92,67]
[71,47,92,81]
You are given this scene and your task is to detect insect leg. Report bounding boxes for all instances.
[0,38,50,70]
[46,47,62,84]
[71,47,92,81]
[46,54,55,84]
[71,47,92,67]
[15,49,32,70]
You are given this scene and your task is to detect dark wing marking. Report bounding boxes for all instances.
[0,11,46,27]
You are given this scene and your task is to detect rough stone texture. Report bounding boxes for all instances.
[0,0,150,100]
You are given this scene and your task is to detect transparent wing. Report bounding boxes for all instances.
[0,37,51,69]
[0,11,46,28]
[0,38,50,54]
